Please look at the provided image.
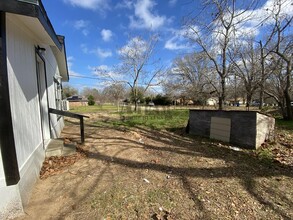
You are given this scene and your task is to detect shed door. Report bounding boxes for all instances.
[210,117,231,142]
[36,54,50,146]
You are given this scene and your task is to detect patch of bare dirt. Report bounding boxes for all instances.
[15,113,293,220]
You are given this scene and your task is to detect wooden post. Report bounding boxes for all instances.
[49,108,88,144]
[80,116,85,144]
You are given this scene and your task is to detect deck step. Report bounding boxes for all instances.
[46,139,76,157]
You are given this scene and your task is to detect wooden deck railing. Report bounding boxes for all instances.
[49,108,89,144]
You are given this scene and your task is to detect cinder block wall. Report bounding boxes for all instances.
[69,101,88,108]
[189,110,275,149]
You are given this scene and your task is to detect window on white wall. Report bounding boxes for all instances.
[54,77,62,120]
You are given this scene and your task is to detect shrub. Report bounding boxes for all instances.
[88,95,95,106]
[153,94,172,106]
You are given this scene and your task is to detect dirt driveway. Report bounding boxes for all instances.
[16,113,293,219]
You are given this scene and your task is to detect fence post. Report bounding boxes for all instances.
[80,116,85,144]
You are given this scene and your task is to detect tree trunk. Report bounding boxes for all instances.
[134,100,138,112]
[285,63,292,120]
[133,83,138,112]
[219,77,226,110]
[281,61,292,120]
[284,90,292,120]
[259,89,264,110]
[259,41,265,110]
[279,103,287,120]
[246,93,252,111]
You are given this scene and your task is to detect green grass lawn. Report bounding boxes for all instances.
[85,108,190,131]
[70,104,118,113]
[275,118,293,131]
[114,109,189,130]
[71,104,292,132]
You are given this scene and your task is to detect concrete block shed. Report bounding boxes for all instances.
[188,110,275,149]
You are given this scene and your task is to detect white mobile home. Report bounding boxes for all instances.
[0,0,69,218]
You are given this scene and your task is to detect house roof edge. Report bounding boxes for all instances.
[0,0,62,50]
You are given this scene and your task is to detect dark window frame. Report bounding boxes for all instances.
[53,77,62,120]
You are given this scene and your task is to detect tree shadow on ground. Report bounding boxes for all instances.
[38,117,293,219]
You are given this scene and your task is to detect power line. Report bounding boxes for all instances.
[70,75,103,80]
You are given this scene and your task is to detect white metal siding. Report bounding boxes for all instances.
[1,13,67,219]
[6,15,43,170]
[44,47,59,109]
[44,47,64,137]
[6,14,65,170]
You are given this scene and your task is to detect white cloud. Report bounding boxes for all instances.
[181,0,293,52]
[80,44,89,53]
[67,56,85,78]
[91,65,123,83]
[215,0,293,44]
[81,44,112,58]
[63,0,110,11]
[67,56,74,68]
[101,29,113,42]
[74,20,89,29]
[93,48,113,58]
[165,27,196,50]
[129,0,167,30]
[168,0,177,7]
[209,0,293,49]
[93,65,109,72]
[118,37,148,59]
[165,38,188,50]
[115,0,133,9]
[246,0,293,27]
[74,20,90,36]
[82,30,90,36]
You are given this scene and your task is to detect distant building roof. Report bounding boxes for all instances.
[67,96,87,102]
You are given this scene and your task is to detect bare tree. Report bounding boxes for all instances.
[167,52,215,105]
[163,72,186,104]
[258,40,268,109]
[265,0,293,119]
[186,0,258,109]
[229,38,262,109]
[62,85,78,99]
[81,87,100,101]
[264,55,288,115]
[102,83,126,104]
[95,35,164,111]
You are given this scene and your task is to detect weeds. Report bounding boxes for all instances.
[256,148,274,165]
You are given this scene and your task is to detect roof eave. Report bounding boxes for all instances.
[51,35,69,82]
[0,0,62,50]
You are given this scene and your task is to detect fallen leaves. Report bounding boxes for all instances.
[40,146,87,179]
[258,131,293,167]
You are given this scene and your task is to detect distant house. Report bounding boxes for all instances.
[67,95,88,108]
[226,98,246,106]
[67,95,83,101]
[175,97,194,105]
[0,1,69,218]
[206,97,218,106]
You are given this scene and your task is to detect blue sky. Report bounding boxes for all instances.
[42,0,193,90]
[42,0,292,92]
